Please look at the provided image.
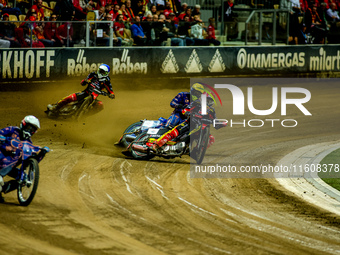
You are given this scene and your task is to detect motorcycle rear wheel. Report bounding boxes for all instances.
[17,158,40,206]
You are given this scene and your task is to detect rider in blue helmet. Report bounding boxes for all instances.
[47,64,115,113]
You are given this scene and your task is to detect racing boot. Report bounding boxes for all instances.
[47,104,57,111]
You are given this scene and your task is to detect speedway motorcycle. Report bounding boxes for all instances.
[116,117,167,148]
[45,85,109,121]
[0,137,50,206]
[125,107,213,164]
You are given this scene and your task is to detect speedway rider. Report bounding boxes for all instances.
[152,83,222,152]
[0,115,41,202]
[165,91,190,128]
[47,64,115,113]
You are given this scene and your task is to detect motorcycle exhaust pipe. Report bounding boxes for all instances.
[131,144,148,153]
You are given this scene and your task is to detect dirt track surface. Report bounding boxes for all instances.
[0,79,340,255]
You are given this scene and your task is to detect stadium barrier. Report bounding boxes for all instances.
[1,45,339,81]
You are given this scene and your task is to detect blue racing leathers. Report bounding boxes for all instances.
[0,126,30,177]
[165,92,190,127]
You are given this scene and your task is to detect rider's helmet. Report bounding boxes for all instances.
[191,83,205,101]
[97,64,110,81]
[20,115,40,140]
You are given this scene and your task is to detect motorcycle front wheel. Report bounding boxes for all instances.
[75,96,93,121]
[17,158,40,206]
[121,121,143,148]
[191,126,210,164]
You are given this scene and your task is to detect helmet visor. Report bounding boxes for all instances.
[23,123,38,135]
[98,68,108,76]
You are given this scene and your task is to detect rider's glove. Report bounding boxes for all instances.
[41,146,50,153]
[81,79,88,86]
[109,93,115,99]
[182,108,190,117]
[215,123,227,130]
[176,104,184,109]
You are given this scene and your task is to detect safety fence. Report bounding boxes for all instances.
[1,45,339,81]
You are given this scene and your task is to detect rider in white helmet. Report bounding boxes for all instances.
[47,64,115,113]
[0,115,40,202]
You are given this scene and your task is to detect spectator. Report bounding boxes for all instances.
[130,15,147,45]
[34,23,55,47]
[109,4,121,21]
[97,6,106,20]
[0,0,21,17]
[177,15,194,45]
[153,13,159,21]
[327,2,340,21]
[163,1,174,18]
[21,19,45,47]
[54,0,75,21]
[73,0,93,20]
[57,22,74,46]
[44,14,63,46]
[288,0,302,44]
[219,0,238,41]
[96,0,109,11]
[318,2,329,25]
[192,4,201,18]
[297,23,309,44]
[105,3,112,16]
[141,13,155,45]
[207,17,221,46]
[120,3,130,21]
[305,4,327,43]
[326,2,340,43]
[134,0,144,18]
[166,12,184,46]
[178,7,192,21]
[152,13,169,45]
[178,2,187,17]
[150,4,160,16]
[96,13,122,46]
[154,0,166,11]
[16,0,31,15]
[0,13,21,47]
[26,0,44,21]
[190,17,209,45]
[114,13,134,46]
[125,0,135,21]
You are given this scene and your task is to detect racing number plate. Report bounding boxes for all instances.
[147,128,159,135]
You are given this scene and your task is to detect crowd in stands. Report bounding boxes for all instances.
[0,0,221,48]
[0,0,339,48]
[286,0,340,44]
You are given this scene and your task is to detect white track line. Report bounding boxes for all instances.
[276,141,340,216]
